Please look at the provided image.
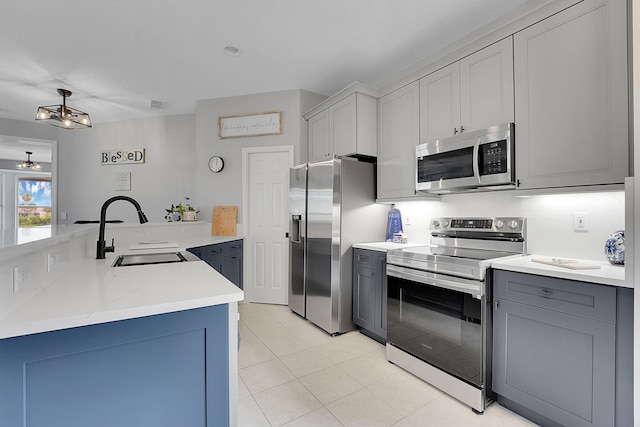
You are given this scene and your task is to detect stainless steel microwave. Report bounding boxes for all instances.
[415,123,515,194]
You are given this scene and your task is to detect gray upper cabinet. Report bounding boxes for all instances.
[514,0,628,189]
[307,90,377,163]
[420,37,514,144]
[419,62,460,144]
[308,110,331,162]
[377,81,420,200]
[459,37,514,133]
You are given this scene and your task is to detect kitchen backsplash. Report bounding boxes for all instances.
[393,190,625,261]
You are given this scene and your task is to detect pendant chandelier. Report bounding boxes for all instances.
[16,151,41,170]
[36,88,92,129]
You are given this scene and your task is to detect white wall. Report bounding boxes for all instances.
[0,117,60,142]
[1,90,326,229]
[56,114,196,224]
[193,89,325,224]
[632,0,640,424]
[393,190,625,261]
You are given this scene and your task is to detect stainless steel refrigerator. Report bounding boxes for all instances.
[288,157,387,334]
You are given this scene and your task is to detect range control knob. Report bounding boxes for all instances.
[432,220,440,228]
[495,220,504,229]
[442,220,450,228]
[508,220,519,230]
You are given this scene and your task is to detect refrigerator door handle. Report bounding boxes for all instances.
[290,215,302,243]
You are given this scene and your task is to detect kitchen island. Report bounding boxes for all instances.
[0,223,244,427]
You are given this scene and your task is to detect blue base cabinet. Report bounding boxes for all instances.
[189,240,243,289]
[0,305,230,427]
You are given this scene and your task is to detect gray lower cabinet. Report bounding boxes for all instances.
[188,240,243,289]
[352,248,387,343]
[224,240,243,289]
[492,270,629,427]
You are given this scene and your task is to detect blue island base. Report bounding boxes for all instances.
[0,305,231,427]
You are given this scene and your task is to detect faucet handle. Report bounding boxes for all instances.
[105,238,115,253]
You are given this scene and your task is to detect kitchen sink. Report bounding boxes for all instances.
[113,251,199,267]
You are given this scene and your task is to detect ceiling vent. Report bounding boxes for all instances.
[150,100,166,109]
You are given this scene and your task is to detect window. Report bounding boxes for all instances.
[18,177,52,228]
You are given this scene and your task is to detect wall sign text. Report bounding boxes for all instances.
[100,149,145,165]
[218,111,282,139]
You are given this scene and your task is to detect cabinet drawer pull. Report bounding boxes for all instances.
[358,255,370,261]
[538,289,553,298]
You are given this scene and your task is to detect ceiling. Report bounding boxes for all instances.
[0,136,52,162]
[0,0,535,126]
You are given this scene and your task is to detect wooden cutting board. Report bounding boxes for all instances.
[211,206,237,236]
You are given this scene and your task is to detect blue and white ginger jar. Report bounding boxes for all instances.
[604,230,625,265]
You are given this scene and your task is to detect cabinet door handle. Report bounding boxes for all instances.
[460,125,465,133]
[494,299,500,311]
[454,127,458,134]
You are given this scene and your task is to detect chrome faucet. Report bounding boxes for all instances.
[96,196,148,259]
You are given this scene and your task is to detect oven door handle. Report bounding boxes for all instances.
[387,264,483,298]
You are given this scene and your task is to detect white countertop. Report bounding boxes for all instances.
[492,255,628,288]
[0,233,245,340]
[353,241,427,252]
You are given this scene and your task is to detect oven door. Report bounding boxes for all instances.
[386,264,490,389]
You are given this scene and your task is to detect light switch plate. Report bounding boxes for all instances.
[13,264,31,293]
[47,252,58,273]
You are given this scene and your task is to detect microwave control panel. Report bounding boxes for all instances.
[479,139,507,175]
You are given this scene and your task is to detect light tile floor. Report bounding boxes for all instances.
[238,302,539,427]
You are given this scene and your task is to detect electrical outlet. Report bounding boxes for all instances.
[47,252,58,273]
[574,212,589,231]
[12,264,31,293]
[405,215,411,225]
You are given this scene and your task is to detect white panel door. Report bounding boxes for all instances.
[244,147,293,304]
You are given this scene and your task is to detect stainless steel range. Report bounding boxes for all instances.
[386,217,526,413]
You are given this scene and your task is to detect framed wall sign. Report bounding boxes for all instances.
[100,148,145,165]
[115,172,131,191]
[218,111,282,139]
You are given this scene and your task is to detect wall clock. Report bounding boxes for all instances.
[208,156,224,173]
